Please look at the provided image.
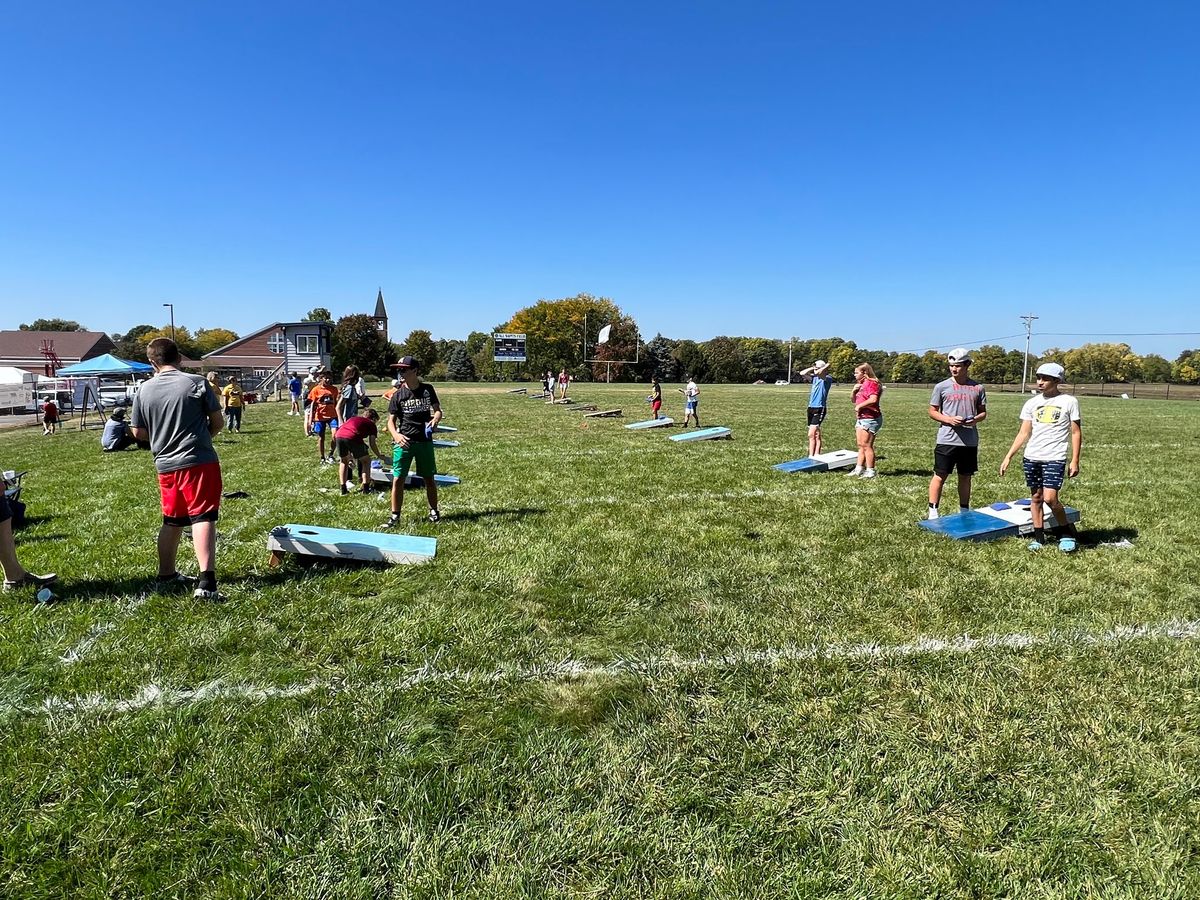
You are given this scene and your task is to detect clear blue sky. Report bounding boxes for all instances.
[2,1,1197,359]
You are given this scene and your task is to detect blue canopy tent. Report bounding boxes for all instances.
[54,354,153,377]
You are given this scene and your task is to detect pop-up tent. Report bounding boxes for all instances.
[54,354,152,377]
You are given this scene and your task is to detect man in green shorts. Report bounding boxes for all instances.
[385,356,443,527]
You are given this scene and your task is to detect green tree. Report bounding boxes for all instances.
[1063,343,1132,382]
[398,330,439,368]
[1140,354,1172,383]
[643,335,680,381]
[672,340,707,381]
[969,345,1010,383]
[740,338,785,383]
[111,325,157,360]
[139,325,200,359]
[445,344,476,381]
[465,331,490,357]
[20,318,86,331]
[890,353,922,383]
[828,345,859,382]
[331,314,395,377]
[918,350,946,383]
[1173,350,1200,384]
[303,308,332,322]
[701,337,746,383]
[194,328,240,356]
[502,293,632,377]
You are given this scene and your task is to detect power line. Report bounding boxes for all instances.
[893,333,1028,355]
[1037,331,1200,338]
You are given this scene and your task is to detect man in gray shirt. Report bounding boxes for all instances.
[131,338,226,600]
[927,348,988,520]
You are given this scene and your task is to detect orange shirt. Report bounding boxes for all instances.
[307,384,340,421]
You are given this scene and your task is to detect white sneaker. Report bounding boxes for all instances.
[860,468,876,479]
[927,506,940,520]
[845,466,863,477]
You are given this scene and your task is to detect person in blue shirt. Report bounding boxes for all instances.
[287,372,303,416]
[797,359,833,456]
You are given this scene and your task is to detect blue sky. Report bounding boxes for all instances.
[2,1,1197,358]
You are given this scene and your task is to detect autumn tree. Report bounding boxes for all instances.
[111,325,157,360]
[331,314,396,377]
[890,353,922,382]
[502,293,632,379]
[194,328,240,356]
[138,325,200,359]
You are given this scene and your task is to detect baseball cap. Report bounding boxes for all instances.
[813,359,829,372]
[948,348,972,364]
[1036,362,1065,380]
[394,356,417,369]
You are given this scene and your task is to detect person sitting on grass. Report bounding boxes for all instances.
[1000,362,1083,553]
[385,356,442,527]
[307,370,340,463]
[0,489,56,594]
[101,407,140,451]
[333,408,388,494]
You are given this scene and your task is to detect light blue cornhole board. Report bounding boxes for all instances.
[626,417,674,430]
[370,466,460,489]
[774,449,858,473]
[507,388,527,394]
[670,426,732,443]
[434,424,457,433]
[267,524,436,565]
[919,500,1081,542]
[431,439,460,448]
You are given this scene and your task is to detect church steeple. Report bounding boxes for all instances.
[373,288,388,339]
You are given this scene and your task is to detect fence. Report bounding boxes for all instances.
[884,382,1200,400]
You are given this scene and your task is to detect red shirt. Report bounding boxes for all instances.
[335,416,377,442]
[43,401,59,420]
[854,379,882,419]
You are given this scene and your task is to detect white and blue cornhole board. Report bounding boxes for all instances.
[267,524,436,566]
[670,426,732,442]
[773,449,858,473]
[370,466,461,489]
[434,424,457,433]
[431,439,460,448]
[626,417,674,430]
[920,499,1081,542]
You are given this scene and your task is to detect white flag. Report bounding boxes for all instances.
[597,324,612,345]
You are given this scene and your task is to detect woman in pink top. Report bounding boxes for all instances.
[848,363,883,478]
[557,368,570,400]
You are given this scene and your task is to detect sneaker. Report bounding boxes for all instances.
[3,572,58,592]
[1060,538,1078,553]
[927,506,940,520]
[428,508,441,523]
[860,468,876,479]
[154,572,197,592]
[340,486,349,495]
[383,512,400,529]
[845,466,863,477]
[1027,540,1044,552]
[193,587,228,602]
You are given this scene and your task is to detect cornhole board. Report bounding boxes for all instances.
[774,449,858,473]
[434,425,457,433]
[574,404,600,412]
[626,417,674,430]
[584,409,622,418]
[549,397,573,405]
[528,393,549,400]
[267,524,436,567]
[431,439,460,448]
[670,427,732,442]
[507,388,527,394]
[920,499,1081,542]
[370,467,461,489]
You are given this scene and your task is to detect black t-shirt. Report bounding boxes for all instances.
[387,382,440,442]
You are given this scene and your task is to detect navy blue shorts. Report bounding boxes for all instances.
[1023,458,1066,492]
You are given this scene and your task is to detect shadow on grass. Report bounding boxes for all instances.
[1081,526,1139,547]
[441,506,546,523]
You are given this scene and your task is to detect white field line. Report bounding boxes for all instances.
[59,592,150,666]
[15,618,1200,720]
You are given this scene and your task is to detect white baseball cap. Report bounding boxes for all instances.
[813,359,829,372]
[1036,362,1065,380]
[948,348,972,364]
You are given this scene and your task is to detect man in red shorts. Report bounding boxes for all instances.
[131,338,226,601]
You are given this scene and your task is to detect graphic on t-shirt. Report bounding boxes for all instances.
[1034,404,1064,425]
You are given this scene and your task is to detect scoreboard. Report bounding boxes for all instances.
[493,333,527,362]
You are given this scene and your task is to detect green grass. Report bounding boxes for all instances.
[2,383,1199,897]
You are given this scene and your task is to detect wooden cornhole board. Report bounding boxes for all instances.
[919,499,1081,542]
[670,426,732,442]
[370,467,461,489]
[431,439,460,448]
[626,417,673,430]
[267,524,436,567]
[574,404,600,412]
[773,449,858,473]
[549,397,574,405]
[584,409,622,418]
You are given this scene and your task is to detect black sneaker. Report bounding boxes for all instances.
[383,512,400,529]
[428,508,441,523]
[154,572,196,592]
[3,572,58,592]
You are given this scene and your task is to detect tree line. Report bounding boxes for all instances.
[23,303,1200,385]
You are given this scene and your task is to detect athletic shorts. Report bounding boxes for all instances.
[334,437,368,460]
[158,461,222,526]
[0,491,12,525]
[312,418,339,434]
[1023,458,1066,493]
[856,416,883,434]
[807,407,827,427]
[685,400,698,412]
[393,441,436,481]
[934,444,978,476]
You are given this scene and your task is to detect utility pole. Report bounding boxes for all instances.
[163,302,176,342]
[787,338,795,384]
[1019,313,1039,394]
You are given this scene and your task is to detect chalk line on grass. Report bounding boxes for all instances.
[16,618,1200,720]
[59,592,150,666]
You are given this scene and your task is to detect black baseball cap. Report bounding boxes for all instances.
[394,356,417,369]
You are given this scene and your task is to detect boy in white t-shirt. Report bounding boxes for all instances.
[999,362,1082,552]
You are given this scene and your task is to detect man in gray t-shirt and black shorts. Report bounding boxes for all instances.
[927,348,987,520]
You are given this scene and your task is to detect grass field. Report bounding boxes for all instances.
[2,382,1199,898]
